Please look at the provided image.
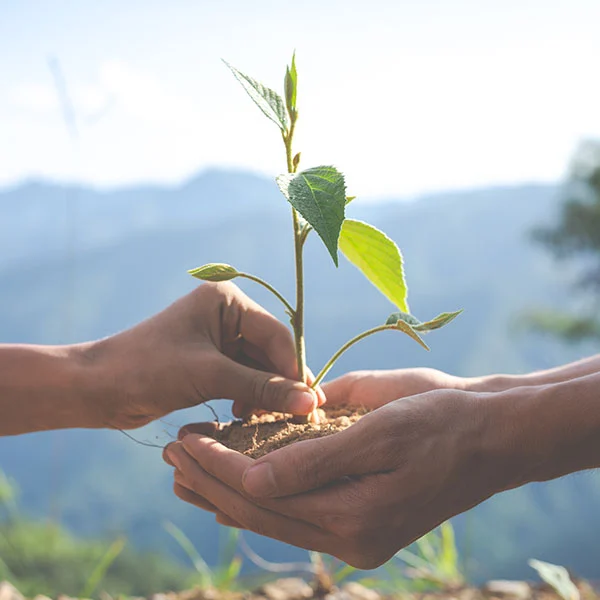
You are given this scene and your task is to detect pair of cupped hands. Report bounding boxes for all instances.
[117,282,506,569]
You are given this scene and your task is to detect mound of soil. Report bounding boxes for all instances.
[213,406,369,458]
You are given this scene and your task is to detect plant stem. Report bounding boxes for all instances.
[237,273,294,316]
[283,121,307,387]
[291,208,307,384]
[311,325,405,388]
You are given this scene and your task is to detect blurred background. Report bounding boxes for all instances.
[2,0,600,596]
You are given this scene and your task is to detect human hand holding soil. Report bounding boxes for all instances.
[165,364,600,568]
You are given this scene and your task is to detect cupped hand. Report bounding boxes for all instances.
[319,367,466,410]
[164,385,519,569]
[92,282,324,430]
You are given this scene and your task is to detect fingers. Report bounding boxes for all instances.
[321,374,356,405]
[306,367,327,407]
[171,443,336,554]
[238,299,298,381]
[173,480,219,513]
[241,414,392,498]
[177,421,220,440]
[210,356,318,415]
[179,434,378,527]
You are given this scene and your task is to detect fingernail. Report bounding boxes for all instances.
[167,449,182,471]
[243,463,277,497]
[286,389,316,414]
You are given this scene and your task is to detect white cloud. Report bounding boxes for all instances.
[10,82,58,114]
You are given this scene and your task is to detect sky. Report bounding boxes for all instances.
[1,0,600,200]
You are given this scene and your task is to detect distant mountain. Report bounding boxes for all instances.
[0,172,598,581]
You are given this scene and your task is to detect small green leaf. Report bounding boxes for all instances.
[340,219,409,313]
[346,195,356,205]
[387,310,462,333]
[284,51,298,119]
[529,559,580,600]
[413,311,463,332]
[188,263,240,282]
[277,166,346,266]
[386,311,420,327]
[392,318,430,351]
[223,60,289,131]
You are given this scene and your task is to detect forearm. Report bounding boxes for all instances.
[487,371,600,489]
[464,354,600,393]
[0,344,104,435]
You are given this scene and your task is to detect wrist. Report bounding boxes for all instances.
[82,334,152,430]
[62,342,111,429]
[479,376,600,491]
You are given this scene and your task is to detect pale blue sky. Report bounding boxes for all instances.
[2,0,599,199]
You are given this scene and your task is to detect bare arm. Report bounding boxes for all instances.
[466,354,600,392]
[0,283,321,437]
[0,344,101,435]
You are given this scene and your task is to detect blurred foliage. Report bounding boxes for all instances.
[0,473,194,598]
[164,521,243,591]
[531,138,600,342]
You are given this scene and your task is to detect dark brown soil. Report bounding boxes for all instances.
[213,406,369,458]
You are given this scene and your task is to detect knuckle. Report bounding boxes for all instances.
[251,373,271,408]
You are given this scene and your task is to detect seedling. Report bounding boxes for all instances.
[190,54,461,419]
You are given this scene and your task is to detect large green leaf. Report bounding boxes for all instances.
[340,219,409,313]
[277,166,346,266]
[223,61,289,131]
[386,310,462,332]
[188,263,240,282]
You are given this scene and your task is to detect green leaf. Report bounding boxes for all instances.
[346,195,356,205]
[284,51,297,119]
[340,219,409,312]
[188,263,240,282]
[413,311,462,332]
[386,311,420,326]
[164,521,213,588]
[223,60,289,131]
[529,559,580,600]
[80,537,126,599]
[386,310,462,332]
[391,318,430,351]
[277,166,347,266]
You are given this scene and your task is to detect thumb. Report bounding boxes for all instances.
[242,413,385,498]
[212,356,318,415]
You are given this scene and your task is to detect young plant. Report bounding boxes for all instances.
[189,54,461,417]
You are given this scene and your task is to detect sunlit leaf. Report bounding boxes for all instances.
[223,61,289,131]
[339,219,409,312]
[284,51,298,118]
[188,263,240,282]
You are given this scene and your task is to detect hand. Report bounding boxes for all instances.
[90,282,323,430]
[316,368,466,410]
[164,381,523,568]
